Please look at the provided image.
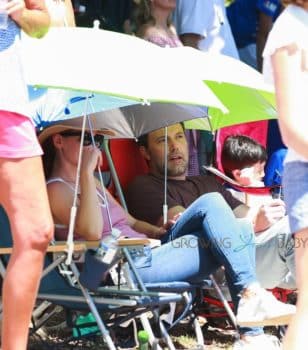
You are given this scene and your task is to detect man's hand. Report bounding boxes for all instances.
[156,213,183,237]
[254,199,286,233]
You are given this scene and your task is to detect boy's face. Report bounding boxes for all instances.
[234,161,266,186]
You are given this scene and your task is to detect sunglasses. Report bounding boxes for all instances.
[60,131,105,150]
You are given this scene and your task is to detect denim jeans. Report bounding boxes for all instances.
[134,193,262,336]
[283,161,308,233]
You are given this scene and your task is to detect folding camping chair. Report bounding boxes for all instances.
[0,205,186,350]
[102,138,238,336]
[203,164,296,338]
[203,165,282,201]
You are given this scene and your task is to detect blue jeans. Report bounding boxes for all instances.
[134,193,262,336]
[283,161,308,233]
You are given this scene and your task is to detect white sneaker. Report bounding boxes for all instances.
[236,287,296,327]
[233,334,281,350]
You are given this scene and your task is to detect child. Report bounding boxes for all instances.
[221,135,273,206]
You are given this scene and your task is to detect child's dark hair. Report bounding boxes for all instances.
[221,135,267,178]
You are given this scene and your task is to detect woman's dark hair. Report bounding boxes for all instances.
[221,135,267,178]
[41,137,56,180]
[133,0,173,36]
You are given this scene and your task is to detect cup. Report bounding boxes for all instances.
[0,0,8,30]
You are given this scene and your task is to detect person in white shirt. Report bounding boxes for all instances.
[263,1,308,349]
[173,0,239,59]
[46,0,75,27]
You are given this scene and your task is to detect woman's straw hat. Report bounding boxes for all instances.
[38,118,116,144]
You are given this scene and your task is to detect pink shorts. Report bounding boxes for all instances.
[0,111,42,159]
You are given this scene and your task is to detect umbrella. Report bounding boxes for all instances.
[163,47,276,131]
[37,102,208,139]
[22,27,226,112]
[29,87,139,129]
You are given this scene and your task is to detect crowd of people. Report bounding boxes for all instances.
[1,1,307,350]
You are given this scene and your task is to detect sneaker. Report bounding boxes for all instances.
[233,334,281,349]
[236,286,296,327]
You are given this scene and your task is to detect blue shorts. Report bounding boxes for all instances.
[283,161,308,233]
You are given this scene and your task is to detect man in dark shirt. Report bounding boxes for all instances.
[125,123,296,346]
[126,123,295,290]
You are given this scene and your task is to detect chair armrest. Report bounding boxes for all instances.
[0,242,87,255]
[83,238,152,247]
[117,237,151,246]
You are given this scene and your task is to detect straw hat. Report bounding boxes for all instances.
[38,118,116,144]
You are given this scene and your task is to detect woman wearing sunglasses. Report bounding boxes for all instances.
[39,123,163,241]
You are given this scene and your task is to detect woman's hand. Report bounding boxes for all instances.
[81,146,102,175]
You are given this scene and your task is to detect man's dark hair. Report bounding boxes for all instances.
[137,133,148,148]
[221,135,267,178]
[137,123,186,148]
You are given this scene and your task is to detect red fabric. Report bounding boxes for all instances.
[100,150,109,171]
[215,120,269,172]
[109,139,148,191]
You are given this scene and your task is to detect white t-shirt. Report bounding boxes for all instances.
[173,0,239,59]
[227,188,273,208]
[263,4,308,163]
[45,0,68,27]
[0,19,30,117]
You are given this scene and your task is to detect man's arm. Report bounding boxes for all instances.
[8,0,50,38]
[174,0,208,49]
[179,33,203,49]
[64,0,75,27]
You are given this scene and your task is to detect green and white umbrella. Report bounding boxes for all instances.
[164,47,276,131]
[22,27,226,112]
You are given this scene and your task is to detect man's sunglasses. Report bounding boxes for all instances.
[60,131,105,150]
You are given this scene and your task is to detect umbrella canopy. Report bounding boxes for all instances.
[163,47,276,131]
[30,87,139,129]
[22,27,226,112]
[38,102,208,139]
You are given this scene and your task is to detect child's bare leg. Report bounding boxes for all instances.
[0,157,53,350]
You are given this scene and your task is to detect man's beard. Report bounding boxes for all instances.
[158,161,188,177]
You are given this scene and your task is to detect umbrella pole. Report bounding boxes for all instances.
[87,100,114,234]
[65,110,88,265]
[207,115,216,167]
[163,127,168,225]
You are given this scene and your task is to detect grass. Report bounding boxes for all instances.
[28,309,237,350]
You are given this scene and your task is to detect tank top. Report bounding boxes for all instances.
[0,17,29,116]
[46,177,145,240]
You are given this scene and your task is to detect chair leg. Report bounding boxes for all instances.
[139,313,163,350]
[192,317,205,349]
[209,274,238,330]
[121,261,177,350]
[70,263,117,350]
[181,292,205,348]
